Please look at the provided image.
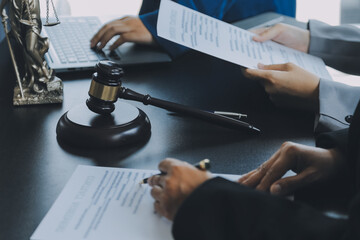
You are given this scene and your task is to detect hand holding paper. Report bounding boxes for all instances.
[244,24,321,107]
[157,0,331,81]
[244,62,321,108]
[251,23,311,53]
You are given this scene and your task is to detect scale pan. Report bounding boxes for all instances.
[44,22,60,27]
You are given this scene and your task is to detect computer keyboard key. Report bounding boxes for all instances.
[67,57,78,63]
[88,55,99,61]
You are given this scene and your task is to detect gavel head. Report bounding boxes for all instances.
[86,61,124,115]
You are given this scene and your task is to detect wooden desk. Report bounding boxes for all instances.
[0,15,315,240]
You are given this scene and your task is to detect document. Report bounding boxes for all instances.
[31,165,240,240]
[157,0,332,80]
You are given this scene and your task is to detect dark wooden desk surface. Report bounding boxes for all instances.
[0,17,315,240]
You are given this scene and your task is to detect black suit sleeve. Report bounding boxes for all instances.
[173,102,360,240]
[316,128,349,155]
[316,101,360,192]
[172,177,347,240]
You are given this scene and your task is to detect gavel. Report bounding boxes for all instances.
[86,61,260,132]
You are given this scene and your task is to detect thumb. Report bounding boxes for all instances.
[258,63,293,71]
[270,169,315,196]
[250,27,268,35]
[110,35,126,51]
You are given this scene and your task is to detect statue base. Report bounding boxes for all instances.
[13,76,63,105]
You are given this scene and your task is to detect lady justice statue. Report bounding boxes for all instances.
[0,0,63,105]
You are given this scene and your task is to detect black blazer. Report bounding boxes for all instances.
[172,101,360,240]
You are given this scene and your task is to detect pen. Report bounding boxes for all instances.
[214,111,248,119]
[140,159,211,184]
[119,87,260,133]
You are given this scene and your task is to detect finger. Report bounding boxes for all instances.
[258,63,294,71]
[94,22,132,49]
[250,27,268,35]
[109,36,126,51]
[244,64,292,84]
[256,151,297,192]
[238,170,257,183]
[252,24,282,42]
[91,23,116,47]
[119,16,130,21]
[244,68,268,80]
[148,174,164,187]
[96,25,127,49]
[241,168,263,188]
[244,68,277,84]
[270,168,317,196]
[158,158,179,174]
[242,150,281,188]
[154,201,165,216]
[150,185,163,201]
[97,31,117,49]
[91,26,107,48]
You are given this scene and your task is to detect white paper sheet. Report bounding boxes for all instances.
[31,166,171,240]
[157,0,332,80]
[31,165,241,240]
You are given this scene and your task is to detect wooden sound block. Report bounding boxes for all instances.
[56,101,151,148]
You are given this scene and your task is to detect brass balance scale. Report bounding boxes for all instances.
[1,0,63,105]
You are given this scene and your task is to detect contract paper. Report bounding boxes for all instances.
[157,0,332,80]
[31,165,240,240]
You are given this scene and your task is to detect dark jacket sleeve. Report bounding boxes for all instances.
[140,10,187,58]
[316,128,349,153]
[172,177,348,240]
[173,102,360,240]
[317,101,360,192]
[139,0,237,58]
[349,101,360,190]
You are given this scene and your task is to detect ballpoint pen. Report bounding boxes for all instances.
[214,111,248,119]
[139,159,211,184]
[119,87,261,133]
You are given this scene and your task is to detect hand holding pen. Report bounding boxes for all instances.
[147,158,212,220]
[140,159,210,184]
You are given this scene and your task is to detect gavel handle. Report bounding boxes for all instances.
[118,87,260,133]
